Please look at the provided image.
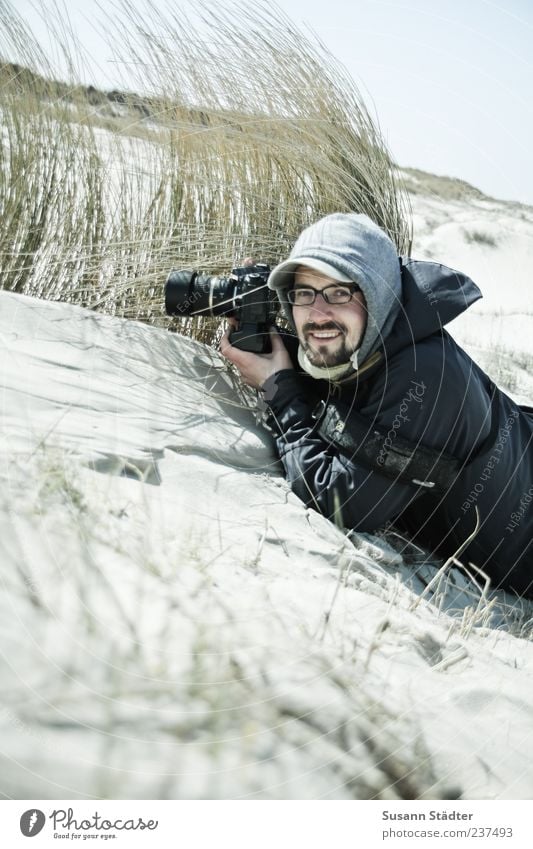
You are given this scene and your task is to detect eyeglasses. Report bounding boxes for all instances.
[287,283,361,306]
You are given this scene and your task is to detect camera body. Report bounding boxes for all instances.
[165,263,278,353]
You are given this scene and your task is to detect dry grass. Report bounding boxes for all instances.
[400,167,487,202]
[0,0,411,346]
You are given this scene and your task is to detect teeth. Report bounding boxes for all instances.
[311,331,340,338]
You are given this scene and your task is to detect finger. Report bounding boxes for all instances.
[219,329,232,357]
[221,332,247,367]
[269,327,286,350]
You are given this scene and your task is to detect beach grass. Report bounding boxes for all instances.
[0,0,411,346]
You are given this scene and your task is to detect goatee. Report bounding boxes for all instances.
[302,321,354,367]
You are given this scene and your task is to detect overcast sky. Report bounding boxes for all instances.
[14,0,533,205]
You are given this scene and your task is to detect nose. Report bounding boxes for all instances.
[307,291,334,320]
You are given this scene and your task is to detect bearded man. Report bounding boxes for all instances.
[221,213,533,597]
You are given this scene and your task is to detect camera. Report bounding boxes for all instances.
[165,263,279,353]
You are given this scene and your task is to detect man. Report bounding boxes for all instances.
[221,213,533,597]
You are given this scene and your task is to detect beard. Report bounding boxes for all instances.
[301,321,357,367]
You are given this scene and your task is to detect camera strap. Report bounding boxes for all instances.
[312,399,463,494]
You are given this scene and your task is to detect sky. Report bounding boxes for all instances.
[13,0,533,206]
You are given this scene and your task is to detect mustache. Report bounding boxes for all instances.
[303,321,346,335]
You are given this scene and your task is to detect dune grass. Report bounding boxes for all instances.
[0,0,411,346]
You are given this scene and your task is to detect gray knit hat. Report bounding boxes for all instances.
[269,213,402,366]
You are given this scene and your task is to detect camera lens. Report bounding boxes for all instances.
[165,270,236,317]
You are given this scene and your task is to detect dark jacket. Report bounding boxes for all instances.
[262,259,533,597]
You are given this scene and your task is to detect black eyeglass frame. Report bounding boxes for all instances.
[286,282,362,306]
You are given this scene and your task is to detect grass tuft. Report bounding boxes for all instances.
[463,228,497,247]
[0,0,411,346]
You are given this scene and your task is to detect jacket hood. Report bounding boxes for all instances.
[383,258,483,359]
[268,213,403,365]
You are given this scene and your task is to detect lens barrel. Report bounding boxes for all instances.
[165,270,235,318]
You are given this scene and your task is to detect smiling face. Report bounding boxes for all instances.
[291,266,367,367]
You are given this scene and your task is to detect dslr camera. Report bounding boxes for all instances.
[165,263,279,353]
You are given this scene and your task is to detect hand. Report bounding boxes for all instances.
[220,322,293,389]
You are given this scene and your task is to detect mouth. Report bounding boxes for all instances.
[306,329,343,342]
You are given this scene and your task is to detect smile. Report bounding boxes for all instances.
[308,330,342,340]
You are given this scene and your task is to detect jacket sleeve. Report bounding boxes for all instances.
[260,370,423,531]
[260,336,493,532]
